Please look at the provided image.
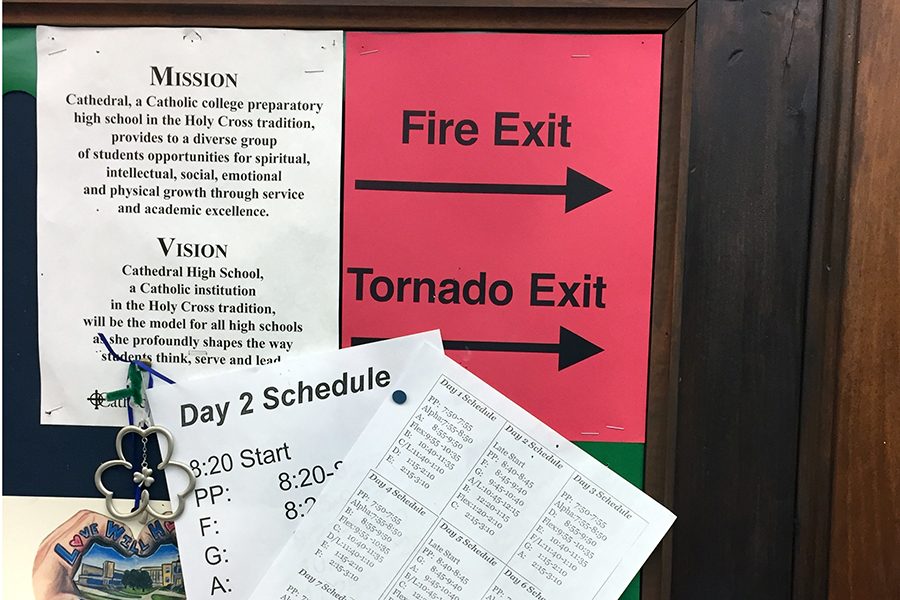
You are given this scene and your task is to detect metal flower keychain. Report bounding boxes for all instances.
[94,359,196,522]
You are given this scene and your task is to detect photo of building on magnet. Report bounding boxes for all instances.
[72,544,184,596]
[30,508,185,600]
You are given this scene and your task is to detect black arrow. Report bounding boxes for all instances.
[351,326,603,371]
[355,167,611,213]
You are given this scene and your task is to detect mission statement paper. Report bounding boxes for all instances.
[37,27,343,425]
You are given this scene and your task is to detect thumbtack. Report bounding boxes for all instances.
[392,390,407,405]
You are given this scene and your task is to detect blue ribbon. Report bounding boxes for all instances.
[97,332,176,388]
[126,403,142,509]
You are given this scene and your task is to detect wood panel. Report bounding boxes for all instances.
[792,0,859,597]
[828,0,900,597]
[671,0,822,598]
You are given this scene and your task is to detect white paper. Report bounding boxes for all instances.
[36,27,344,425]
[251,344,675,600]
[151,331,442,599]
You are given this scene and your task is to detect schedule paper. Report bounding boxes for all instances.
[151,331,441,599]
[251,344,675,600]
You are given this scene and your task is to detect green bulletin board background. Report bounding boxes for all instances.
[4,27,35,95]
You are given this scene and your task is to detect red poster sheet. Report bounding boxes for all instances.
[342,32,662,442]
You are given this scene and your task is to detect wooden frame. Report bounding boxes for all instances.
[642,7,694,599]
[5,1,694,30]
[4,2,696,599]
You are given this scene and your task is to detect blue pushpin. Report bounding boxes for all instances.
[392,390,407,405]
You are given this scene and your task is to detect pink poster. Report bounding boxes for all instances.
[342,32,662,442]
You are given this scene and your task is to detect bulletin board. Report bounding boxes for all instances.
[3,3,696,600]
